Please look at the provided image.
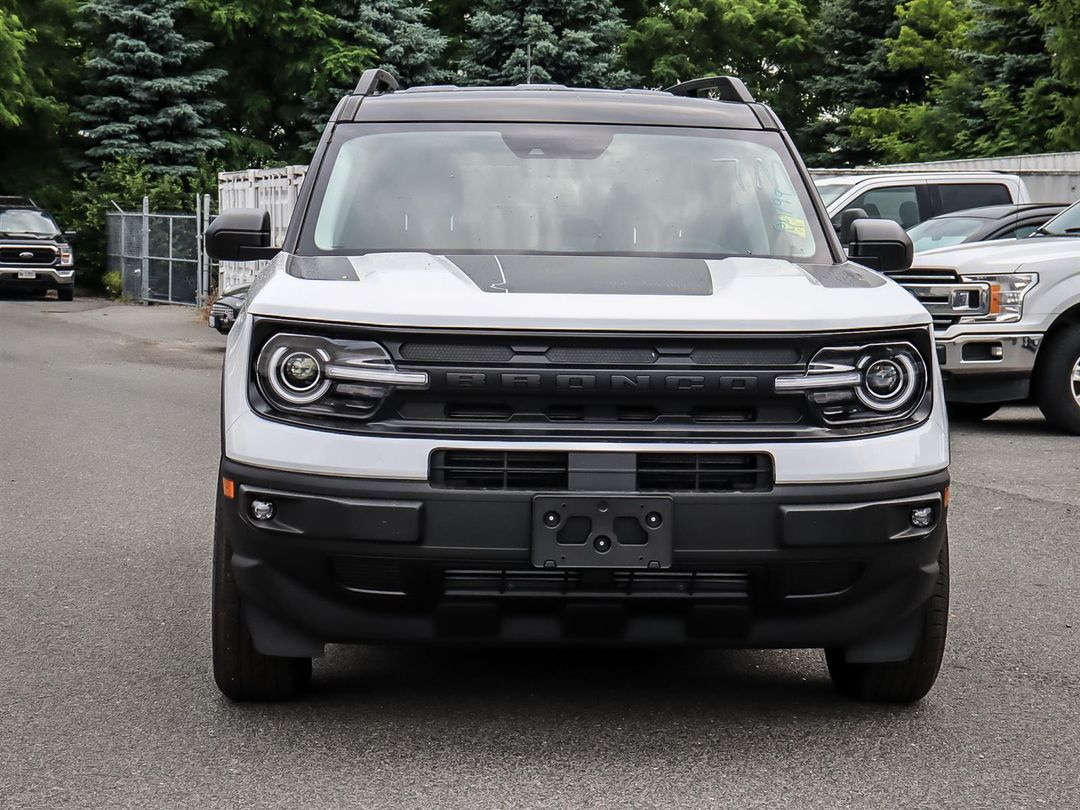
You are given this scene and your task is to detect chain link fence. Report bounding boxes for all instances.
[106,195,213,306]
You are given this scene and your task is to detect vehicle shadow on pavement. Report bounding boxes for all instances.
[300,644,860,715]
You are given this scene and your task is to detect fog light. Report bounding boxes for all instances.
[251,499,275,521]
[910,507,934,528]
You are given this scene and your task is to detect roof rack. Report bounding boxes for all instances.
[354,69,399,97]
[664,76,755,104]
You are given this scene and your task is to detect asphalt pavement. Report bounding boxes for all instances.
[1,296,1077,809]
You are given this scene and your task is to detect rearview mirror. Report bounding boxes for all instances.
[205,208,279,262]
[847,218,913,274]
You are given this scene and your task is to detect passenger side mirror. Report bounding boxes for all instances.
[205,208,279,262]
[62,230,77,243]
[847,218,913,274]
[838,208,868,245]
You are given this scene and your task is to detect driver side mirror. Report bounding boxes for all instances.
[837,208,868,245]
[205,208,279,262]
[847,218,913,274]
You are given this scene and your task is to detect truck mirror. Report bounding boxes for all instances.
[847,218,913,274]
[205,208,279,262]
[838,208,868,245]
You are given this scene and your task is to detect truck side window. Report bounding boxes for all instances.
[847,186,921,228]
[934,183,1011,214]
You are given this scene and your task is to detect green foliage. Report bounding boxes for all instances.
[0,4,33,127]
[460,0,636,88]
[77,0,225,174]
[627,0,815,136]
[101,269,122,298]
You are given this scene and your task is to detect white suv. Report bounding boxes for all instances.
[205,71,950,704]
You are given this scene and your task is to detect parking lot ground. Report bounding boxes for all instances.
[1,297,1078,809]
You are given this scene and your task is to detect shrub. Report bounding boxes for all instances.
[101,269,122,298]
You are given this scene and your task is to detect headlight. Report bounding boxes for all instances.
[59,246,74,267]
[958,273,1037,324]
[255,333,428,420]
[774,342,929,425]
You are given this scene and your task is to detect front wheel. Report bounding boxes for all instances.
[212,494,312,701]
[1035,324,1080,434]
[57,287,74,302]
[826,537,949,703]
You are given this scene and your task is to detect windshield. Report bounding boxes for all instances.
[0,207,60,237]
[813,182,852,206]
[304,124,829,262]
[1036,201,1080,236]
[907,217,986,252]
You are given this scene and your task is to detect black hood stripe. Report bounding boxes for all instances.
[446,254,713,295]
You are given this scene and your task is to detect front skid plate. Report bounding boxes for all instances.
[531,495,673,570]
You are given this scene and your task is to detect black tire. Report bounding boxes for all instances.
[947,401,999,422]
[826,537,949,703]
[1034,324,1080,434]
[212,495,312,701]
[57,287,74,302]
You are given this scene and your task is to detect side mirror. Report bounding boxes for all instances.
[205,208,279,262]
[838,208,868,245]
[847,218,913,274]
[62,230,77,243]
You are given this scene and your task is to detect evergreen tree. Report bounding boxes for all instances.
[1034,0,1080,150]
[0,4,33,128]
[78,0,225,174]
[459,0,636,88]
[798,0,917,165]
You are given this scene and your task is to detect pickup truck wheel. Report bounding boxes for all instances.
[212,494,312,701]
[825,537,949,703]
[57,287,74,302]
[1035,325,1080,434]
[947,402,999,422]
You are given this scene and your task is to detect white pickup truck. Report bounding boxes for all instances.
[887,200,1080,431]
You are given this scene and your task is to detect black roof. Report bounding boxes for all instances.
[934,203,1069,221]
[337,84,777,131]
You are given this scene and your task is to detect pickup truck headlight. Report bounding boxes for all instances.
[774,342,929,425]
[958,273,1037,324]
[255,333,428,420]
[59,246,74,267]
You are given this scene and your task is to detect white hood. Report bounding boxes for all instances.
[246,252,930,333]
[914,236,1080,273]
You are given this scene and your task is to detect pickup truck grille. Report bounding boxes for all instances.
[0,244,58,266]
[888,268,984,329]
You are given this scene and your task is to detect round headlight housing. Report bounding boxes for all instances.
[263,344,331,405]
[856,351,919,412]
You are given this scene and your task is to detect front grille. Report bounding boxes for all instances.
[0,245,57,265]
[210,302,232,317]
[637,453,773,492]
[443,568,751,599]
[430,450,774,492]
[890,267,965,329]
[431,450,570,490]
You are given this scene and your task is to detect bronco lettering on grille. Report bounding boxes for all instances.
[443,371,760,392]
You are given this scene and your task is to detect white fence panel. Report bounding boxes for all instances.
[217,166,308,290]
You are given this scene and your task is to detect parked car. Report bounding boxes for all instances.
[208,285,248,334]
[0,196,76,300]
[206,70,950,704]
[889,199,1080,429]
[815,173,1031,234]
[907,203,1068,252]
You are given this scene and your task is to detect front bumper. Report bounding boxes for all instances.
[0,267,75,290]
[935,332,1041,403]
[221,458,949,658]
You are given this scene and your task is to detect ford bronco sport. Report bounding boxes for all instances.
[206,71,951,703]
[0,197,76,300]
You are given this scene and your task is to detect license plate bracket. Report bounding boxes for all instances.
[532,495,673,569]
[17,269,35,279]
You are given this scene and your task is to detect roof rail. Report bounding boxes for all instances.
[664,76,754,103]
[354,69,399,97]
